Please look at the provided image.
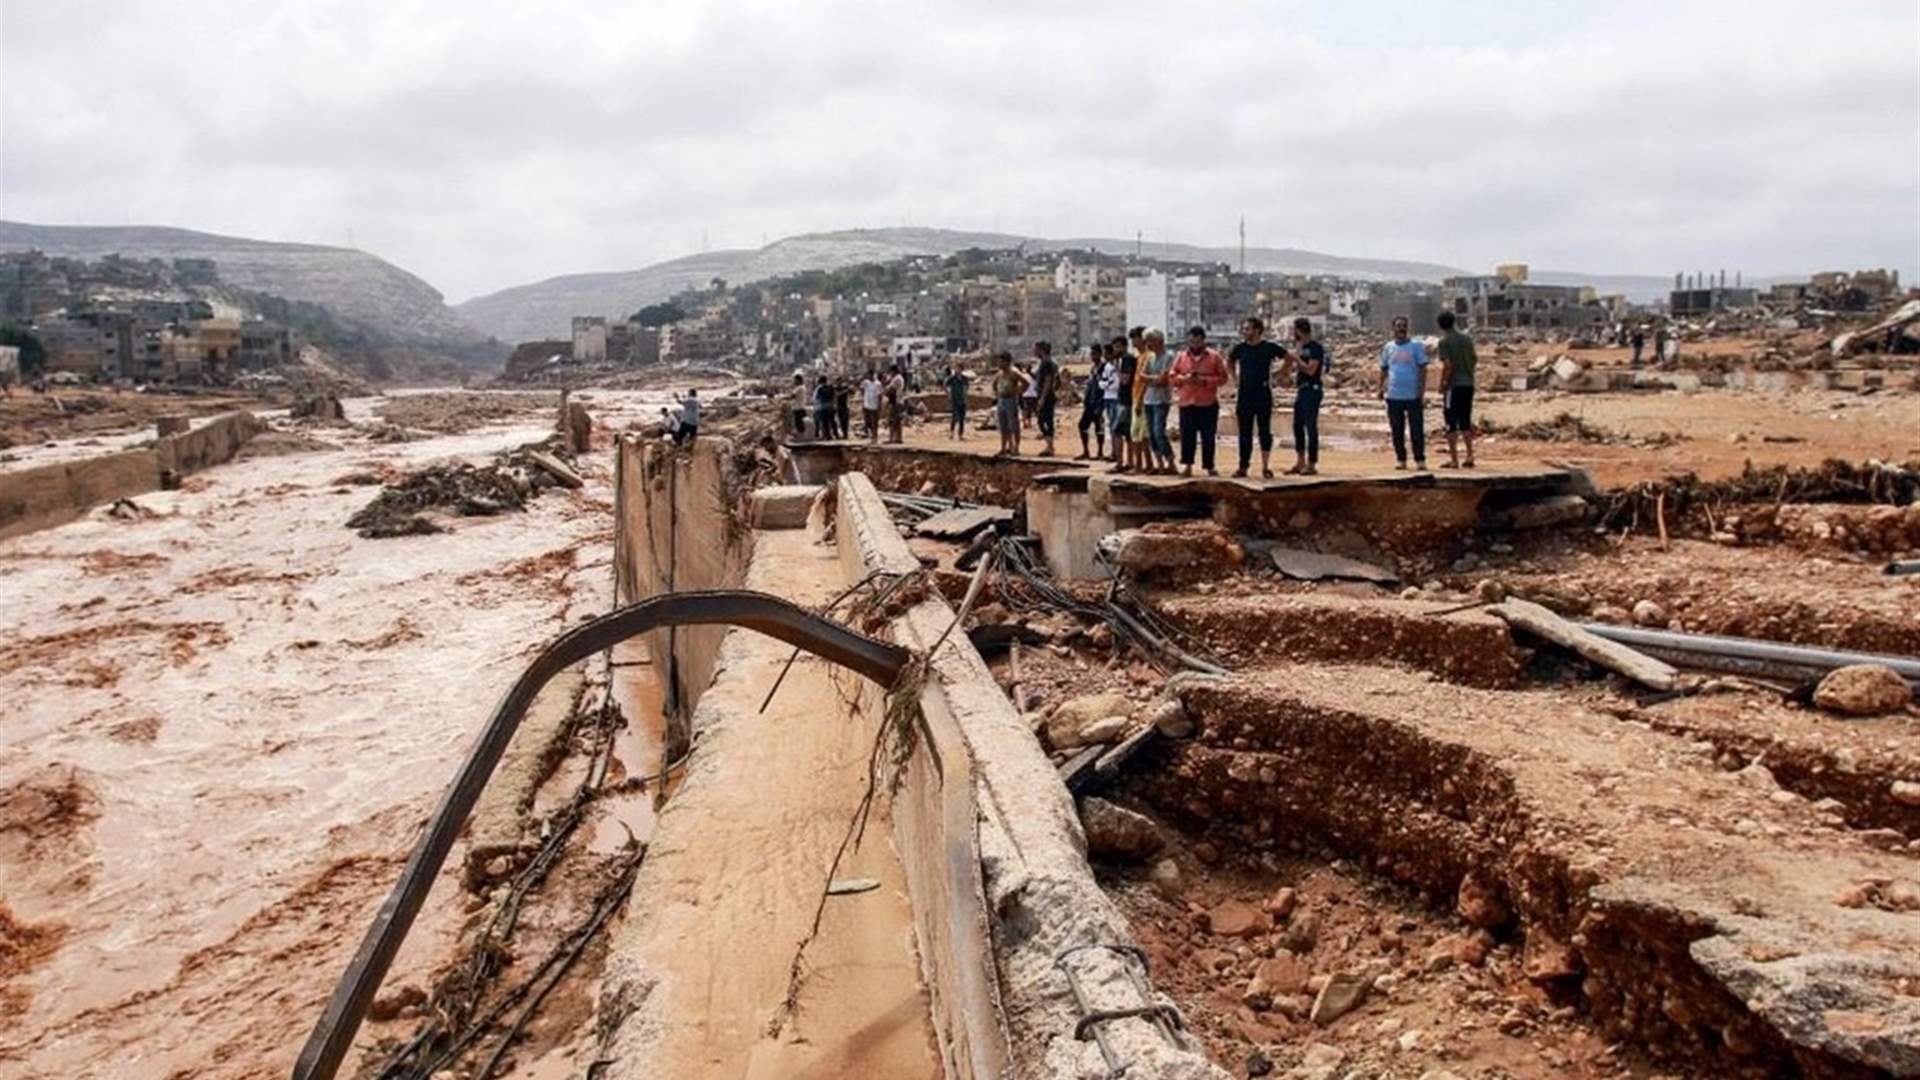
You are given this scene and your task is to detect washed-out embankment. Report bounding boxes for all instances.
[597,432,1224,1078]
[0,411,266,540]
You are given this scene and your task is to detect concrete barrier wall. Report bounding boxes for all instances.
[834,472,1013,1080]
[612,435,751,758]
[0,410,263,541]
[835,472,1226,1080]
[156,410,266,477]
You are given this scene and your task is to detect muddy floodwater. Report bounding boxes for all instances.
[0,392,673,1078]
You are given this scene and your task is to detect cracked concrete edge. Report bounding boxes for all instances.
[462,665,585,889]
[836,471,1229,1080]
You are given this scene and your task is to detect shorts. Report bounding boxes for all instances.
[1107,401,1131,435]
[1443,386,1476,432]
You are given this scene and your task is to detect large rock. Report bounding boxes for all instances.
[1044,690,1134,750]
[1146,697,1194,738]
[1079,797,1163,860]
[1813,664,1913,717]
[1108,522,1245,576]
[1252,951,1310,998]
[1456,869,1511,929]
[1308,972,1368,1025]
[1206,898,1272,938]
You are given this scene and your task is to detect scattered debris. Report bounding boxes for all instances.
[290,394,347,423]
[345,438,579,539]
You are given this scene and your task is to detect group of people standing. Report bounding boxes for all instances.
[789,312,1485,474]
[1039,318,1330,477]
[791,366,908,444]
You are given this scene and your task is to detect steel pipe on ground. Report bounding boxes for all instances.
[1578,622,1920,691]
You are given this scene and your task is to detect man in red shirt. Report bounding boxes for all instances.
[1169,325,1229,476]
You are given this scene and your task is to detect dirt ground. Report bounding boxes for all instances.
[0,391,672,1078]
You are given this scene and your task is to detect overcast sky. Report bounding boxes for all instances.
[2,0,1916,302]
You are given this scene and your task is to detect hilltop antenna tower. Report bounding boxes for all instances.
[1238,216,1246,273]
[1135,230,1142,259]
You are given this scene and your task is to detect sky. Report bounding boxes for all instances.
[2,0,1916,303]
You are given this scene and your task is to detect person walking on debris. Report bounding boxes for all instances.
[1285,317,1326,475]
[1630,326,1646,367]
[860,368,882,442]
[1653,324,1670,365]
[1140,328,1176,474]
[1102,337,1129,468]
[884,363,907,444]
[1170,325,1228,477]
[944,363,971,440]
[1436,311,1479,469]
[1377,315,1430,470]
[833,377,851,440]
[1033,341,1061,456]
[1228,316,1283,478]
[674,388,700,445]
[991,351,1030,456]
[1076,343,1107,460]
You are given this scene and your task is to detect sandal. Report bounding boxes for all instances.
[1263,468,1275,479]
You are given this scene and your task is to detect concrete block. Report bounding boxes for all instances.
[749,484,822,529]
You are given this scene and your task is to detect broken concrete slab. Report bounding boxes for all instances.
[1491,597,1678,691]
[915,505,1013,541]
[1268,546,1398,585]
[525,449,583,489]
[747,484,822,529]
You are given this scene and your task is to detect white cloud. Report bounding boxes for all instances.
[2,0,1915,300]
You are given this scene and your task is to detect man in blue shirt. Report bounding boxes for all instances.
[1376,315,1430,470]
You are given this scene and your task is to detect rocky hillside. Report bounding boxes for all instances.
[455,227,1478,344]
[0,221,499,367]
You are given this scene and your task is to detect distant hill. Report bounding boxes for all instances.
[0,221,499,371]
[455,227,1479,343]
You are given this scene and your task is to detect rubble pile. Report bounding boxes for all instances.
[346,437,581,538]
[1482,411,1681,448]
[1599,457,1919,540]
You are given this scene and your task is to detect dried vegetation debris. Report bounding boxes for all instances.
[1482,411,1682,448]
[346,437,581,538]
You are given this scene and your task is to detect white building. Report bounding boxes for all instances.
[1124,272,1170,336]
[571,316,608,363]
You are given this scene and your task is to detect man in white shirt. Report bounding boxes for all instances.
[860,369,883,443]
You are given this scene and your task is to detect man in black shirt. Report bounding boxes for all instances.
[1286,317,1326,475]
[1228,317,1284,478]
[1032,341,1060,457]
[1114,331,1140,471]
